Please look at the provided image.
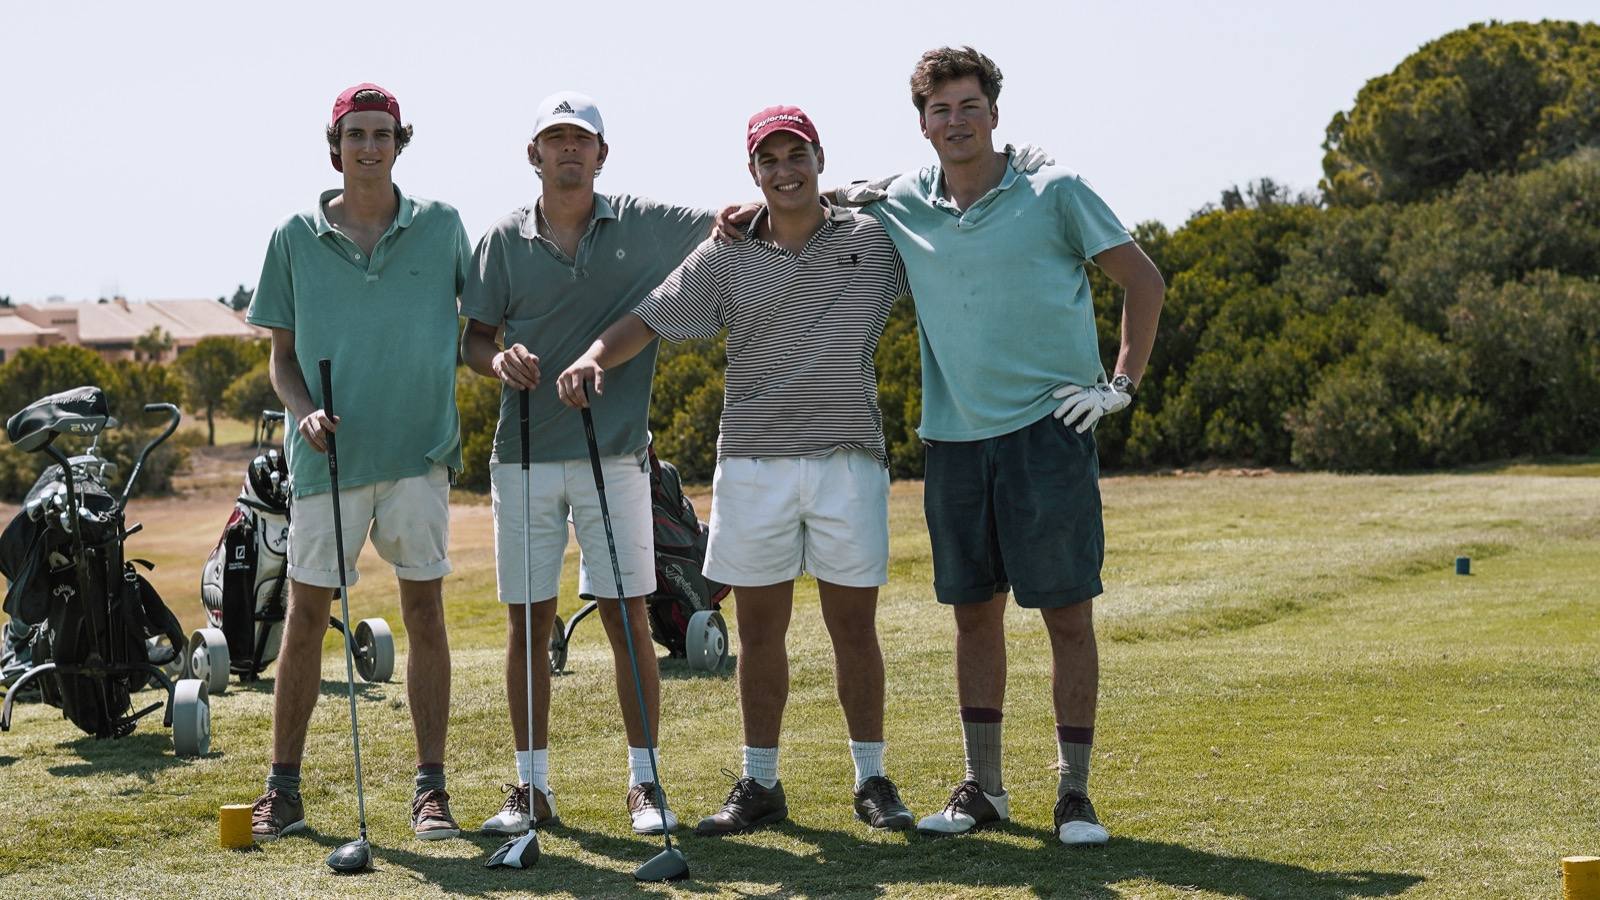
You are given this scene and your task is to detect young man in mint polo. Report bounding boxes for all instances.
[863,48,1166,845]
[556,106,917,834]
[461,91,716,837]
[246,83,471,843]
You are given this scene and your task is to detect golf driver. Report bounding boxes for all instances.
[486,389,539,870]
[319,359,373,875]
[580,390,689,883]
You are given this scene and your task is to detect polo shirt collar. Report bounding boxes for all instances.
[930,158,1020,210]
[313,186,414,236]
[743,198,844,243]
[519,193,618,240]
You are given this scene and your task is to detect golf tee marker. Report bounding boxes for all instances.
[219,804,252,849]
[1566,857,1600,900]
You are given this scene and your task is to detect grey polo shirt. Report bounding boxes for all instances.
[460,194,715,463]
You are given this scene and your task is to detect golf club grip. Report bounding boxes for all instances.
[519,389,530,470]
[318,358,337,469]
[580,391,606,493]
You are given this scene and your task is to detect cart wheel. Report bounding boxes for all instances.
[172,678,211,757]
[353,618,394,683]
[548,614,568,675]
[185,628,231,696]
[685,610,729,673]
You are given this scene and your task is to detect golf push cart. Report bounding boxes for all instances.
[548,443,731,676]
[183,409,394,695]
[0,387,211,756]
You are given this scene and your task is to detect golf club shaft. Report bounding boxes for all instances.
[320,358,369,841]
[520,390,535,807]
[579,397,674,854]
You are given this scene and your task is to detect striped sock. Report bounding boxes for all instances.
[849,740,885,789]
[960,707,1004,795]
[743,745,779,789]
[1057,725,1094,798]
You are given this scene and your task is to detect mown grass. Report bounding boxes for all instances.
[0,468,1595,898]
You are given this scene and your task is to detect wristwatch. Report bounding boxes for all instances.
[1110,373,1136,396]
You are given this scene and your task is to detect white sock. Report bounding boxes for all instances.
[849,740,886,789]
[516,749,549,792]
[627,746,656,788]
[743,745,779,788]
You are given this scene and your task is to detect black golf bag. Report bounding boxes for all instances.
[198,448,290,681]
[642,447,730,657]
[553,444,731,673]
[0,388,205,753]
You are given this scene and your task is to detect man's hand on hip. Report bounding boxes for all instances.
[1051,382,1131,433]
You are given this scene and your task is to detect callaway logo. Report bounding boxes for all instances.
[553,100,576,115]
[749,113,805,134]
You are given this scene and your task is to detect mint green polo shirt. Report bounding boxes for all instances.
[866,164,1132,441]
[460,194,714,464]
[247,187,470,498]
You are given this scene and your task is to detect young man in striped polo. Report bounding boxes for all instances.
[555,106,916,833]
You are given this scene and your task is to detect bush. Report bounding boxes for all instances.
[455,367,501,492]
[223,360,280,424]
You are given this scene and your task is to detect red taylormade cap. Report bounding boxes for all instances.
[329,83,403,172]
[746,105,820,156]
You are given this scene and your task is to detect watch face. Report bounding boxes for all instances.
[1111,374,1134,393]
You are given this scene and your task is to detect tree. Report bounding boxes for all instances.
[230,284,254,312]
[133,326,174,362]
[176,336,264,445]
[1321,20,1600,205]
[222,360,282,440]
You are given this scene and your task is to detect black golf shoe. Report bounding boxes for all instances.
[694,774,787,836]
[853,775,914,830]
[1054,791,1109,846]
[915,779,1010,835]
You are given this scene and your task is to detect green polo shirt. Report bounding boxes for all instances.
[460,194,714,464]
[866,163,1132,441]
[247,187,470,498]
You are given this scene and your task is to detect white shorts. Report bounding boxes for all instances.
[704,450,889,589]
[490,454,656,604]
[287,465,452,588]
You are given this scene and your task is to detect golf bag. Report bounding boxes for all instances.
[556,444,730,673]
[642,447,730,656]
[198,448,290,681]
[0,388,202,750]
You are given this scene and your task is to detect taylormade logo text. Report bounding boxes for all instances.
[749,113,806,134]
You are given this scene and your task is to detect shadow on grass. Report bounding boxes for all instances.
[217,676,388,700]
[292,825,629,896]
[659,654,738,682]
[553,819,1424,900]
[47,732,189,777]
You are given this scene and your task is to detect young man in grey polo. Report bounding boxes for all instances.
[247,83,471,843]
[460,91,715,836]
[859,47,1165,845]
[556,106,918,834]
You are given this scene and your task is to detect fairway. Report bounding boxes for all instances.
[0,467,1595,898]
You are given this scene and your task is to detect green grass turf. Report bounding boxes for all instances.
[0,469,1595,898]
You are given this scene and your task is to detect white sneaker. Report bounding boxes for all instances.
[915,780,1009,834]
[628,781,680,834]
[481,783,560,834]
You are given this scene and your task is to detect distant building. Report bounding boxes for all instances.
[7,298,265,363]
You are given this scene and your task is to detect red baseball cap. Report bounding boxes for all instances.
[329,83,403,172]
[746,105,820,156]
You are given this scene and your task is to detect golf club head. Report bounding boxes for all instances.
[485,831,539,869]
[634,846,689,882]
[326,838,372,874]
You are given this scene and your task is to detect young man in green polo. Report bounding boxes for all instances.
[461,91,715,837]
[861,47,1165,846]
[246,83,471,844]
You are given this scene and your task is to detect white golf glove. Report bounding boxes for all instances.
[1005,143,1054,174]
[1052,382,1131,433]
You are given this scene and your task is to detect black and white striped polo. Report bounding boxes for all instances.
[633,204,910,464]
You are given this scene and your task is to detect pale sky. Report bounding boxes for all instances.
[2,0,1593,302]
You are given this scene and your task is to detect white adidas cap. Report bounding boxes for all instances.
[533,91,604,139]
